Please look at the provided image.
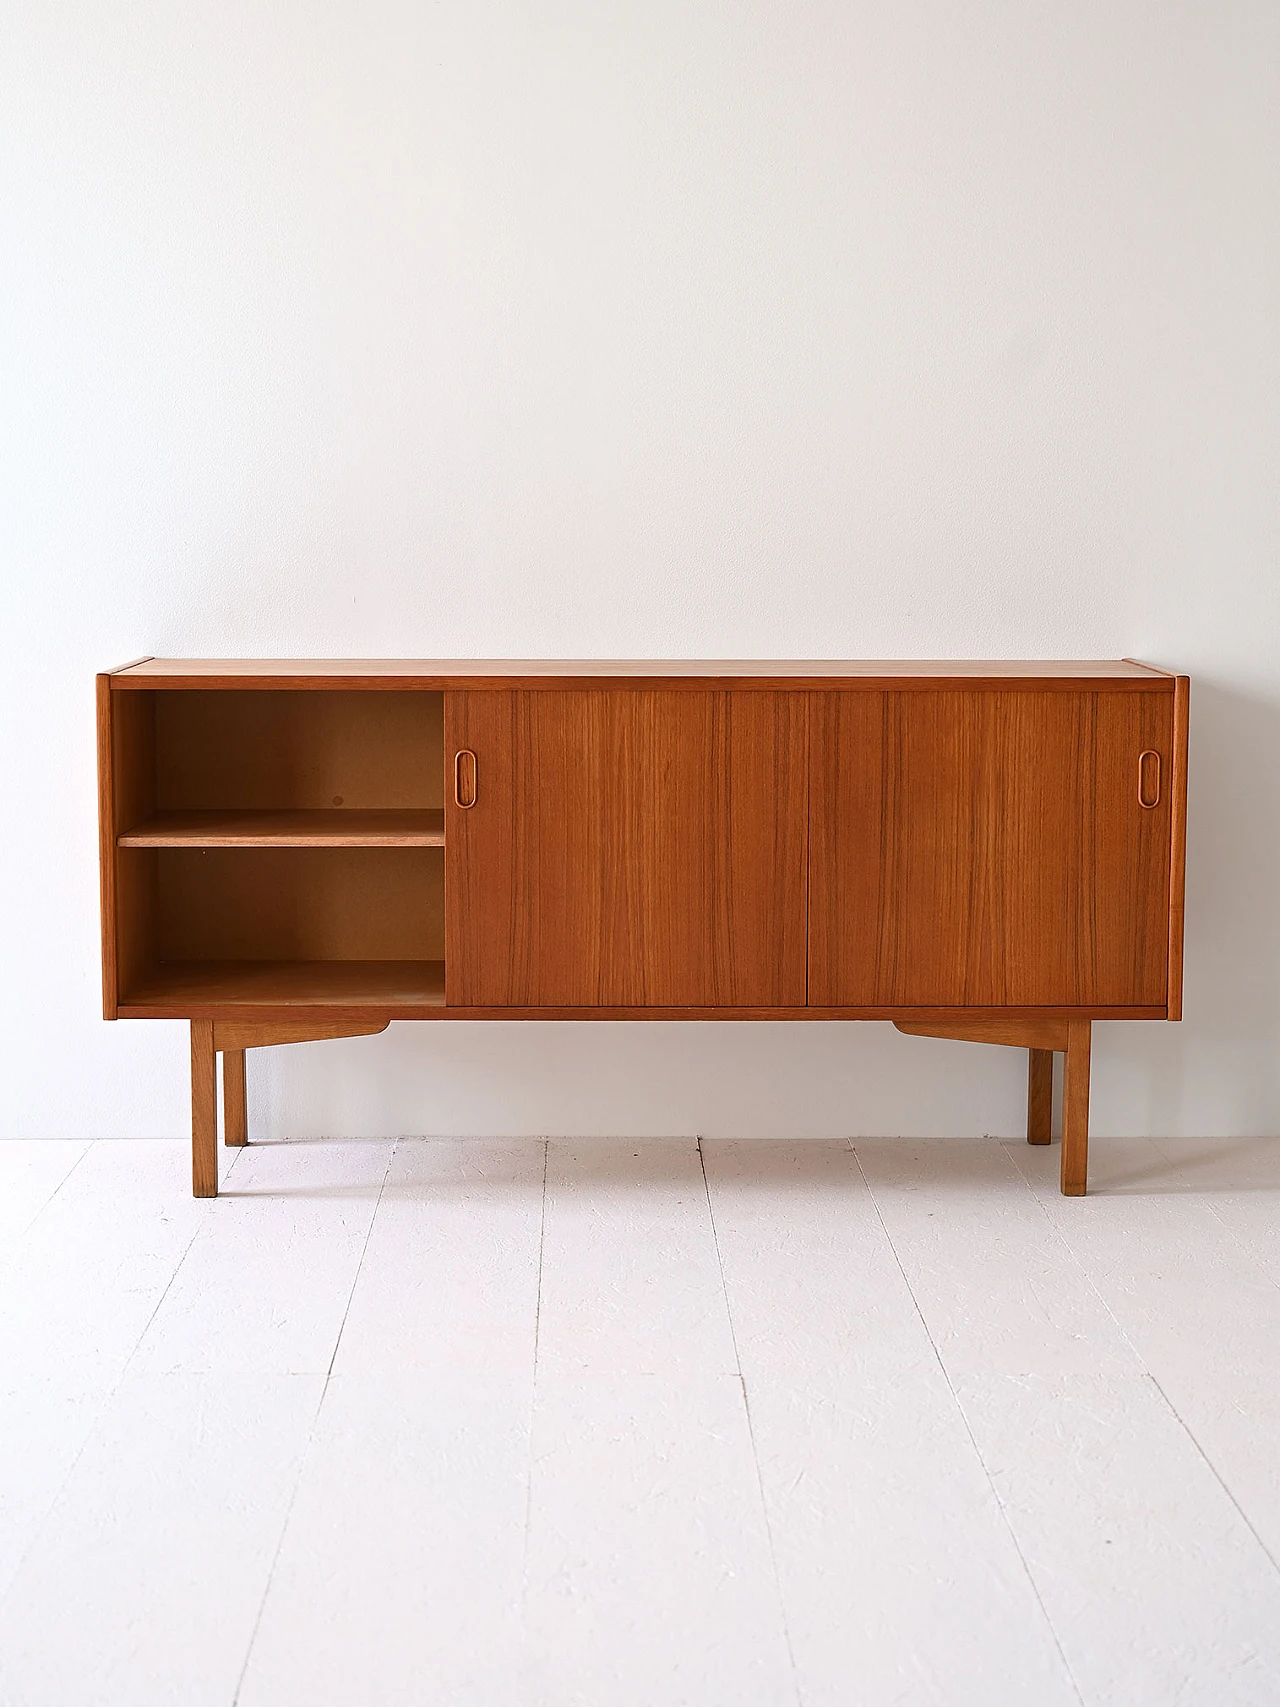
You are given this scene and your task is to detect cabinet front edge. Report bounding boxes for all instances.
[1167,674,1190,1020]
[115,1003,1171,1023]
[96,675,118,1020]
[108,674,1180,694]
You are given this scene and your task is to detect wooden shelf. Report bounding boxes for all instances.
[119,960,445,1013]
[119,809,445,848]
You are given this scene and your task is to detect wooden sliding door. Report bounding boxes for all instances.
[445,690,808,1007]
[809,689,1175,1008]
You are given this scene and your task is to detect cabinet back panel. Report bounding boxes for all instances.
[156,847,444,961]
[810,689,1174,1007]
[154,691,443,810]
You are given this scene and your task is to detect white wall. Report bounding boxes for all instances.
[2,0,1277,1141]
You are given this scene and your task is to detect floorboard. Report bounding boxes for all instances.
[2,1134,1280,1707]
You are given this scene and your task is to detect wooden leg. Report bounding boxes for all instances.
[1027,1049,1053,1145]
[223,1049,248,1146]
[1060,1020,1091,1196]
[191,1020,218,1198]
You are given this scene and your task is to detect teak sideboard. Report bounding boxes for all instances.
[97,659,1189,1199]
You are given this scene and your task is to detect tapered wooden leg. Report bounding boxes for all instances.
[1060,1020,1091,1196]
[1027,1049,1053,1144]
[191,1020,218,1198]
[223,1049,248,1146]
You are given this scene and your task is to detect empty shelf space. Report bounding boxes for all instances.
[119,809,445,847]
[119,959,446,1012]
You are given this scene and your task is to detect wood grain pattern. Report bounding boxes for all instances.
[107,688,157,1016]
[120,998,1164,1021]
[190,1020,218,1196]
[113,658,1175,691]
[96,677,118,1020]
[123,961,444,1011]
[222,1050,247,1146]
[119,808,444,848]
[894,1020,1070,1050]
[154,691,442,811]
[111,688,157,834]
[1027,1049,1054,1145]
[810,689,1175,1009]
[154,847,443,962]
[446,690,808,1007]
[1061,1020,1092,1195]
[214,1020,391,1049]
[1167,675,1190,1021]
[97,646,1188,1190]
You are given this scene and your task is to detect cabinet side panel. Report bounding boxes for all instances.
[97,677,117,1018]
[113,688,156,830]
[99,683,158,1015]
[112,691,157,1004]
[1167,675,1190,1020]
[114,850,158,1003]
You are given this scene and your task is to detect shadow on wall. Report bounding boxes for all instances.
[257,676,1280,1143]
[1105,675,1280,1139]
[257,1020,1037,1145]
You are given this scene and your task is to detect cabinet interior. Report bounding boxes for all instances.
[111,690,445,1008]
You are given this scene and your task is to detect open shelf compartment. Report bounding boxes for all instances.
[105,687,445,1013]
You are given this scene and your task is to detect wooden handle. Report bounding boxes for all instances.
[454,750,477,809]
[1138,750,1161,808]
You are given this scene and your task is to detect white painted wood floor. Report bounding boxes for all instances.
[2,1134,1280,1707]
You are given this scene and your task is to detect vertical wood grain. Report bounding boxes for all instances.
[1060,1021,1091,1196]
[444,690,808,1007]
[809,689,1175,1008]
[156,847,443,962]
[99,679,160,1015]
[222,1050,248,1146]
[1027,1049,1054,1145]
[154,690,444,809]
[191,1021,218,1197]
[96,677,118,1020]
[111,689,158,1006]
[1167,675,1190,1022]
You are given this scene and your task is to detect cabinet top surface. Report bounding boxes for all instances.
[109,658,1175,688]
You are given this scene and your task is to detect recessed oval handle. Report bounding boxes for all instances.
[454,749,477,809]
[1137,749,1161,808]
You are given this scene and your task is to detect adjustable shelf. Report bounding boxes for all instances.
[119,808,445,848]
